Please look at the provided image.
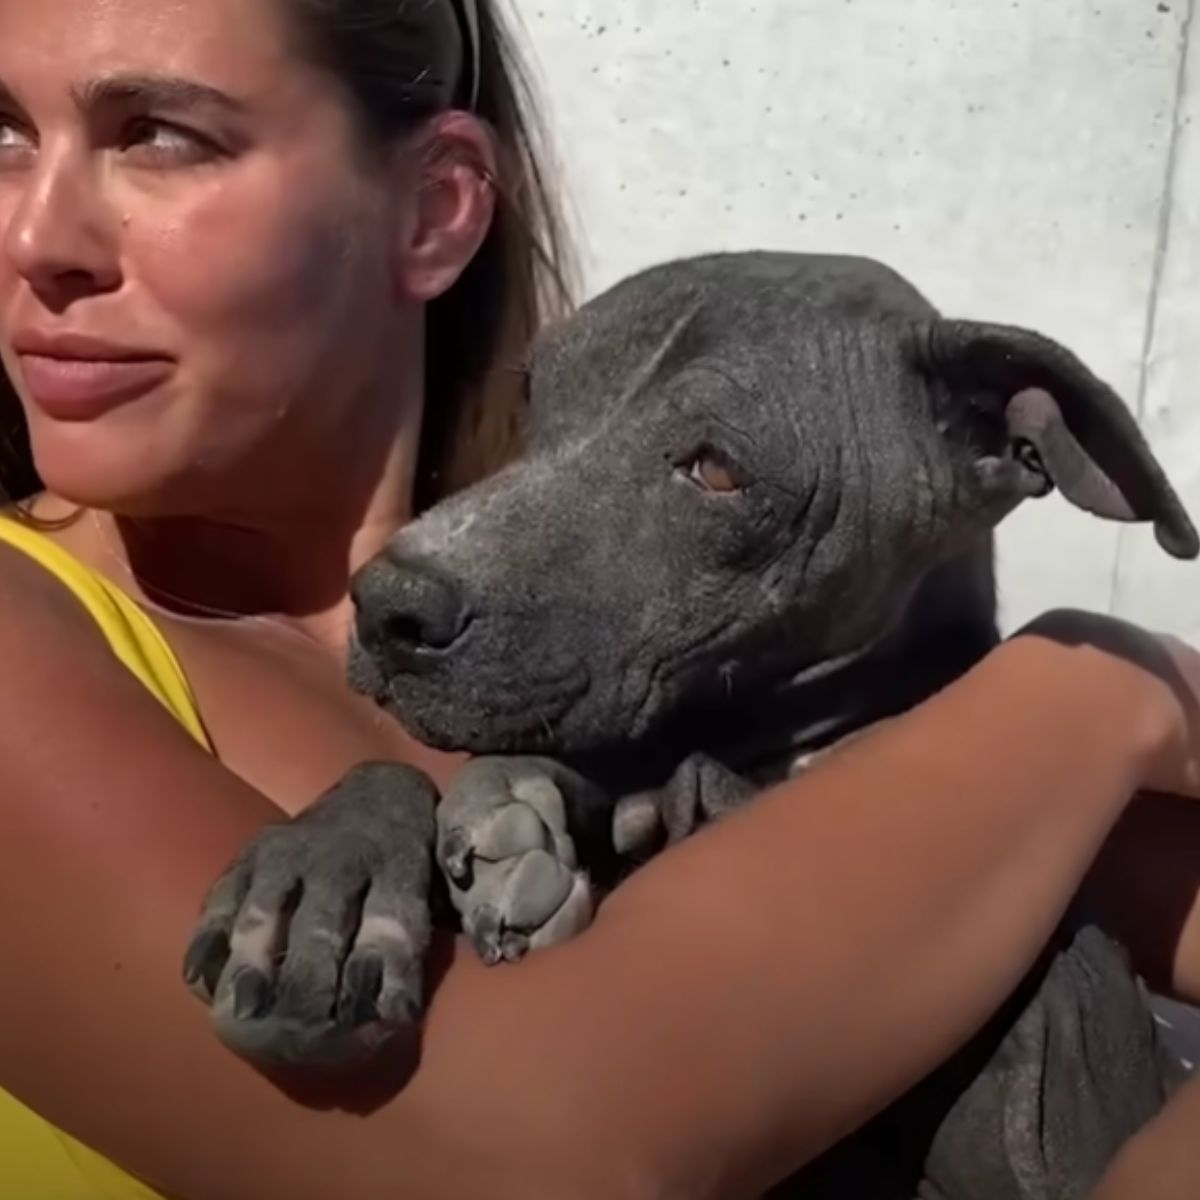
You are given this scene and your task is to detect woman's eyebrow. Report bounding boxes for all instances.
[69,73,248,115]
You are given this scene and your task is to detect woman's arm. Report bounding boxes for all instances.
[526,629,1182,1199]
[0,537,1190,1200]
[1089,1074,1200,1199]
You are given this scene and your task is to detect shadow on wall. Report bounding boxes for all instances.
[0,364,39,502]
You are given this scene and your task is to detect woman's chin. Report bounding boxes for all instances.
[20,390,193,507]
[29,441,192,517]
[26,401,207,509]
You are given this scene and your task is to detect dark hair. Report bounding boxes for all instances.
[0,0,575,511]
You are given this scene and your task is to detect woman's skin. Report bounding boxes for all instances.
[1091,1075,1200,1200]
[0,0,491,787]
[0,2,1197,1198]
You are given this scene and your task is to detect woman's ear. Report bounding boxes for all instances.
[391,112,498,304]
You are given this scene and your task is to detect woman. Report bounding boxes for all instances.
[0,0,1197,1197]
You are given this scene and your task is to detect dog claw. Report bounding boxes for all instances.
[233,968,272,1021]
[501,931,530,962]
[442,828,474,885]
[183,926,230,996]
[466,903,505,966]
[339,953,384,1026]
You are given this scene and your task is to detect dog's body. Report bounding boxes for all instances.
[187,252,1198,1197]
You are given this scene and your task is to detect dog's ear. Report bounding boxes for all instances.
[918,320,1198,560]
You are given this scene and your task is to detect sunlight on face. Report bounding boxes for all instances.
[0,0,417,516]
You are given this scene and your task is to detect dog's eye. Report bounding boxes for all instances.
[687,453,741,494]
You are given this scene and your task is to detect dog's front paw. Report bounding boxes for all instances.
[436,757,598,965]
[183,762,437,1069]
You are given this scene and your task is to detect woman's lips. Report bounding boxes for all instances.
[17,354,174,420]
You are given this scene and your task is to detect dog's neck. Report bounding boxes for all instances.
[723,611,998,781]
[724,544,1002,779]
[722,546,1002,780]
[573,544,1001,791]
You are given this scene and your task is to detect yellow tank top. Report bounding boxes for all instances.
[0,515,211,1199]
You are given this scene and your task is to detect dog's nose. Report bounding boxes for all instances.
[351,554,470,654]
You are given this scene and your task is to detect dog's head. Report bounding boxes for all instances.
[350,252,1197,754]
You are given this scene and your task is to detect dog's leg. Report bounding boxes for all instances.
[439,753,756,965]
[184,761,437,1069]
[912,924,1169,1200]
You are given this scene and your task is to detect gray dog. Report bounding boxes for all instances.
[186,252,1198,1198]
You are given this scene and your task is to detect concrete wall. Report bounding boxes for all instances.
[517,0,1200,637]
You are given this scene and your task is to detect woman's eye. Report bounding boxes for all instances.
[687,453,741,494]
[0,118,35,163]
[120,118,220,167]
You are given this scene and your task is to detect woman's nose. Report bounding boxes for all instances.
[3,147,122,303]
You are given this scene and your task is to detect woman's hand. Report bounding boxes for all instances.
[1089,1074,1200,1199]
[1013,609,1200,799]
[1137,631,1200,799]
[1013,610,1200,1005]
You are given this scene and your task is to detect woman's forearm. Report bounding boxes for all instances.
[6,599,1172,1200]
[440,634,1171,1199]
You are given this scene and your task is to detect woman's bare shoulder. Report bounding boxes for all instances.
[0,537,303,1194]
[0,531,105,639]
[160,606,459,813]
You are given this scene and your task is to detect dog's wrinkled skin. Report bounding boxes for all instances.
[188,253,1197,1197]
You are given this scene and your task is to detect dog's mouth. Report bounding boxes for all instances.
[394,695,585,754]
[346,634,387,703]
[347,585,908,763]
[349,633,599,754]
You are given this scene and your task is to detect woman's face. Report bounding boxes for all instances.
[0,0,415,515]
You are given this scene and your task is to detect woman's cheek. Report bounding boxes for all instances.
[121,166,391,429]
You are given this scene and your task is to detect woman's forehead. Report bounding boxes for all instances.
[0,0,297,95]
